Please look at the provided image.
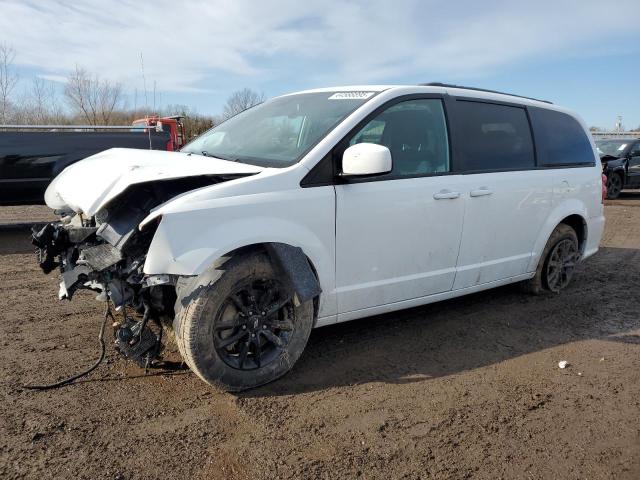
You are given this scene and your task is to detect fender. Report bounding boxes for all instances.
[602,159,627,183]
[527,199,588,272]
[142,187,337,320]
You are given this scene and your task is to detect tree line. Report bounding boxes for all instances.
[0,43,265,139]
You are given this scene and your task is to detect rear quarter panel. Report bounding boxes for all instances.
[528,164,604,271]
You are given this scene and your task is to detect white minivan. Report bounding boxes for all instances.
[38,83,605,391]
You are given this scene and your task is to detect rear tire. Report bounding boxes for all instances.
[520,224,579,295]
[174,250,314,392]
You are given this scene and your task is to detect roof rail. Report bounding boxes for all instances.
[420,82,553,104]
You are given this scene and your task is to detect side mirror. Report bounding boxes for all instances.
[342,143,392,176]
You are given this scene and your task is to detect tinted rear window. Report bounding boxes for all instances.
[453,100,535,172]
[529,107,594,166]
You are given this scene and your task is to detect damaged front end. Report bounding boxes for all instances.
[32,176,229,367]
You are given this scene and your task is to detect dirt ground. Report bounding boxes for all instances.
[0,204,56,225]
[1,196,639,480]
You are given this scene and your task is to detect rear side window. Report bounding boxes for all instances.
[529,107,594,166]
[452,101,535,172]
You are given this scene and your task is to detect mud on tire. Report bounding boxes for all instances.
[520,223,580,295]
[174,250,314,392]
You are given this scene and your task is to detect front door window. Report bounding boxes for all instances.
[348,99,450,177]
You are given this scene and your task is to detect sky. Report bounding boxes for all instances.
[1,0,639,129]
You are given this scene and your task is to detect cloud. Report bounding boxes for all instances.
[1,0,638,95]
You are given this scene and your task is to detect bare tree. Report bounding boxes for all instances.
[64,66,123,125]
[21,77,64,124]
[0,43,19,123]
[164,103,215,139]
[222,88,265,120]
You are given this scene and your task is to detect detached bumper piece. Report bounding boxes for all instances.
[32,222,107,301]
[32,223,70,274]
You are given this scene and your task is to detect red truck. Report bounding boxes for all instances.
[131,115,187,151]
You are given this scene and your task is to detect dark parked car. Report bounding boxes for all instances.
[0,118,185,206]
[596,138,640,199]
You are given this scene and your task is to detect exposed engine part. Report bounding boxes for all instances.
[80,243,123,271]
[31,178,234,371]
[106,278,135,309]
[114,304,162,369]
[143,274,175,287]
[67,226,98,243]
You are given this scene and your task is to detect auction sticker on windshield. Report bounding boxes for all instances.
[328,91,375,100]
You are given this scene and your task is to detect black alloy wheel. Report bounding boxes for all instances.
[213,279,294,370]
[545,238,579,293]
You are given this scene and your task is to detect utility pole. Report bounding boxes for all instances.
[140,52,148,113]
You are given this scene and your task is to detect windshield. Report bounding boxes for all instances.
[181,91,377,167]
[596,140,628,157]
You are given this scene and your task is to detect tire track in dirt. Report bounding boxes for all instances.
[1,204,639,479]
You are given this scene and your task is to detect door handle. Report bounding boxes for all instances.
[469,187,493,197]
[433,189,460,200]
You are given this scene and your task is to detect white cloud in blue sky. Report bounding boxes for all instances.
[1,0,639,126]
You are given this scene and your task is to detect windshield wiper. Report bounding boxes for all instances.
[200,151,238,162]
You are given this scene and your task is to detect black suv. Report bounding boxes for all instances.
[596,138,640,199]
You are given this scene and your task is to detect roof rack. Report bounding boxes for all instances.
[420,82,553,104]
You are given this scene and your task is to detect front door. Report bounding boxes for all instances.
[334,97,465,314]
[627,142,640,186]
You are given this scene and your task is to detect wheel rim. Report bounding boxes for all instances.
[546,239,578,293]
[607,174,622,197]
[213,279,294,370]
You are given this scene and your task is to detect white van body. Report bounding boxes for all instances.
[42,84,606,389]
[47,84,605,329]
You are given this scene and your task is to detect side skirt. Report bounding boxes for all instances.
[324,272,535,326]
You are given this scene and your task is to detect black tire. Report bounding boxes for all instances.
[606,172,623,199]
[174,250,314,392]
[520,223,579,295]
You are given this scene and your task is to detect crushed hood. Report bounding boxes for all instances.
[45,148,263,216]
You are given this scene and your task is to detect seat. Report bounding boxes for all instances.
[380,110,439,175]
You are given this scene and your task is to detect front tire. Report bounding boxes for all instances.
[521,224,580,295]
[606,172,623,199]
[174,251,314,391]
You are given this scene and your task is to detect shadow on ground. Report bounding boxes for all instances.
[2,231,638,399]
[0,230,33,255]
[241,246,640,398]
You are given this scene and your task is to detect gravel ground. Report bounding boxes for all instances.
[0,197,639,480]
[0,204,56,225]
